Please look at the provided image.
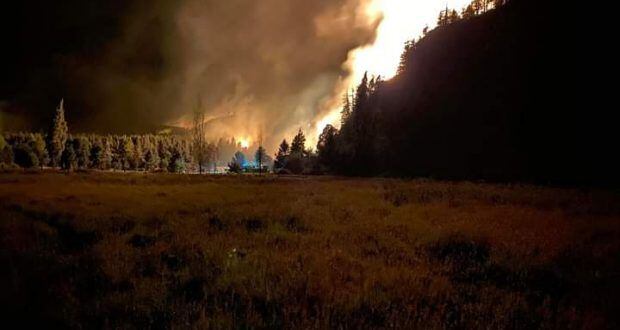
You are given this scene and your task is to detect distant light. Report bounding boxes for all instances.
[238,138,251,149]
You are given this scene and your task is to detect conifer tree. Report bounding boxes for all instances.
[255,145,267,173]
[130,136,143,170]
[340,91,352,127]
[31,134,49,169]
[290,129,306,155]
[75,136,91,169]
[101,137,113,170]
[49,99,68,168]
[274,139,289,170]
[119,136,134,171]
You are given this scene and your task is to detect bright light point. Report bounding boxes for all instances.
[238,138,250,149]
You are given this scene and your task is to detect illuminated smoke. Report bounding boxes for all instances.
[313,0,473,144]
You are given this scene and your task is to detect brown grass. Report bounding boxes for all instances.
[1,172,619,328]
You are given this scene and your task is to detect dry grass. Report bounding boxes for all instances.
[1,172,619,328]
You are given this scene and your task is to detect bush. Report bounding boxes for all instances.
[13,143,39,168]
[1,146,14,165]
[170,158,186,173]
[228,161,242,174]
[0,162,19,172]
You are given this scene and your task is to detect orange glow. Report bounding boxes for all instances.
[238,138,251,149]
[317,0,472,134]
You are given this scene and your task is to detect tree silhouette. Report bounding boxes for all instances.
[290,129,306,156]
[317,124,338,171]
[192,105,208,174]
[255,145,267,174]
[48,99,68,168]
[274,139,289,171]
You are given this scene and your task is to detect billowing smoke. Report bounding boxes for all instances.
[170,0,380,149]
[2,0,381,150]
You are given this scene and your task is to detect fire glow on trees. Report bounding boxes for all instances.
[315,0,473,137]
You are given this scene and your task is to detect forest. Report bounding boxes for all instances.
[2,0,597,187]
[311,0,598,185]
[2,0,618,329]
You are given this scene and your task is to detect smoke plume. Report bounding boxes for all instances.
[2,0,380,150]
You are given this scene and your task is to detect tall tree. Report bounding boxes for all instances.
[48,99,68,168]
[398,40,415,75]
[255,145,267,174]
[130,136,143,170]
[317,124,339,170]
[353,72,369,114]
[340,91,352,127]
[101,137,113,170]
[290,129,306,155]
[118,136,134,171]
[192,107,208,174]
[274,139,289,171]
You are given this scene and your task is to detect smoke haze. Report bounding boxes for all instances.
[1,0,379,149]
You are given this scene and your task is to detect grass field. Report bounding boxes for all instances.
[1,172,619,328]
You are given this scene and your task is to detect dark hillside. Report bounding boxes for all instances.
[342,0,608,185]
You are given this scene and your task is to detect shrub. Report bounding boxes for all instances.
[13,143,39,168]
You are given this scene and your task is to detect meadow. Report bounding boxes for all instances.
[1,172,619,329]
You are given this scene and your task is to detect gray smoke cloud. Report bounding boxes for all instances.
[58,0,379,150]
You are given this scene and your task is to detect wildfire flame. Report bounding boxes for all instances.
[316,0,473,136]
[238,138,251,149]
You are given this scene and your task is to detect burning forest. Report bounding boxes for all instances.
[2,0,617,328]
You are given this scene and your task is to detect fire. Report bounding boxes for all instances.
[238,138,251,149]
[317,0,472,133]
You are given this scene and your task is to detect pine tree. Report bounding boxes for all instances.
[31,134,49,169]
[290,129,306,155]
[130,136,143,170]
[119,136,134,171]
[144,147,160,171]
[192,108,208,174]
[398,40,415,75]
[101,137,113,170]
[158,139,171,171]
[353,73,369,114]
[274,139,289,170]
[75,136,91,169]
[317,124,339,170]
[340,91,352,127]
[49,99,69,168]
[255,145,267,174]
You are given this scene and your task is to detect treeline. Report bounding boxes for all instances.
[1,131,196,173]
[0,100,251,173]
[438,0,508,26]
[264,0,515,177]
[272,129,322,175]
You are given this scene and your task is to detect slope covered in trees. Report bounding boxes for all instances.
[321,0,605,185]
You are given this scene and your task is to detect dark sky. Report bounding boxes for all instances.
[1,0,378,147]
